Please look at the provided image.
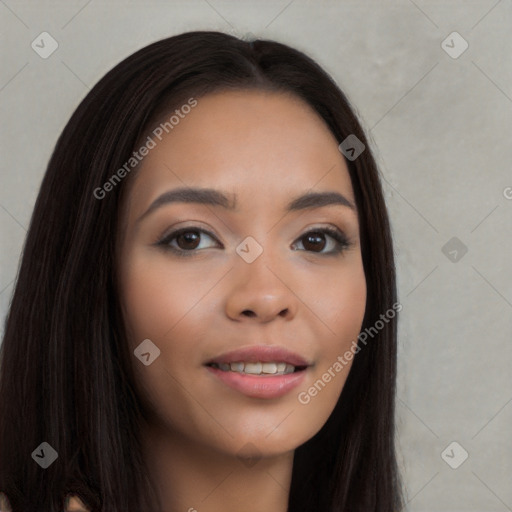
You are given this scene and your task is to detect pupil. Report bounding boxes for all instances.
[304,233,325,251]
[178,231,200,249]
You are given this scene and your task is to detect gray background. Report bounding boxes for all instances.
[1,1,511,510]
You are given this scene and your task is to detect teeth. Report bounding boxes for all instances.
[212,361,299,375]
[244,362,262,374]
[284,364,295,374]
[262,363,277,374]
[230,362,244,372]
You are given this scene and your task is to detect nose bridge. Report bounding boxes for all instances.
[225,233,297,322]
[235,231,283,294]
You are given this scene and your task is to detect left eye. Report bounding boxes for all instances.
[155,226,350,256]
[292,228,350,254]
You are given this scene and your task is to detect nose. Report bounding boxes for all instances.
[224,249,298,323]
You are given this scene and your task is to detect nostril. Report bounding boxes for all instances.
[242,310,256,317]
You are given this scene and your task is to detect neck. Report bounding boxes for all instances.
[141,420,294,512]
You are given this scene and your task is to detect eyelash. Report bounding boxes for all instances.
[155,225,353,258]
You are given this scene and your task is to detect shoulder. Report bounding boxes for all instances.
[0,492,90,512]
[65,495,91,511]
[0,492,11,511]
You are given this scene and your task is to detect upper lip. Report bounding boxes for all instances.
[205,345,311,367]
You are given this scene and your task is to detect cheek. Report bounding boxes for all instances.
[119,253,208,344]
[298,256,367,349]
[118,253,216,423]
[283,258,366,441]
[327,262,367,345]
[118,252,222,393]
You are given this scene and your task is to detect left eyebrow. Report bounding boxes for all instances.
[136,187,356,224]
[287,191,356,212]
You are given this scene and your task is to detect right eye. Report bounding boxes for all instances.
[155,227,221,257]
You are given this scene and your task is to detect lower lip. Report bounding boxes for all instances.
[205,366,308,399]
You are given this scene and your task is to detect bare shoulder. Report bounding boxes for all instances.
[65,495,91,511]
[0,492,91,512]
[0,492,11,511]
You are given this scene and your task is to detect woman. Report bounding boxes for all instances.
[0,31,404,511]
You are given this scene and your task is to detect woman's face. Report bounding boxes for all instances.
[117,89,366,459]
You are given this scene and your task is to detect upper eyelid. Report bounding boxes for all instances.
[158,225,218,244]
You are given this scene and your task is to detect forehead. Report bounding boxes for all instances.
[124,89,355,217]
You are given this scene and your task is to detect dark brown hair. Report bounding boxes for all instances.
[0,31,404,511]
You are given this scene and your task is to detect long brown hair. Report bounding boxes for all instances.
[0,31,404,511]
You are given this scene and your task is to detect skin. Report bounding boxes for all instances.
[117,89,367,512]
[0,493,88,511]
[64,495,89,511]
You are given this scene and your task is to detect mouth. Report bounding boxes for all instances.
[204,345,311,399]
